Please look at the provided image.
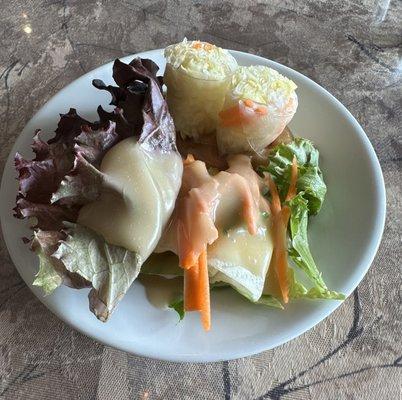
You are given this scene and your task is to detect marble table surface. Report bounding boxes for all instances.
[0,1,401,399]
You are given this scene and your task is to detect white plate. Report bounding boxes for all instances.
[0,49,386,362]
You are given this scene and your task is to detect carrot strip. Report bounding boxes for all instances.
[244,99,254,108]
[255,106,268,115]
[192,41,202,49]
[285,156,298,201]
[198,250,211,331]
[181,252,199,270]
[276,206,291,303]
[183,250,211,330]
[177,220,196,270]
[265,174,281,215]
[238,178,257,235]
[266,174,290,303]
[184,154,195,165]
[184,265,200,311]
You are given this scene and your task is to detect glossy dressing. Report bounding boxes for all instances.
[78,137,183,260]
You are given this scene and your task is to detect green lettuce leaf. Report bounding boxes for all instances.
[287,196,345,300]
[32,231,63,294]
[288,269,344,300]
[53,224,141,321]
[168,297,185,321]
[31,230,89,294]
[262,137,326,215]
[256,295,284,309]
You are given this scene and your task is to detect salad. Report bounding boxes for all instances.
[14,40,344,331]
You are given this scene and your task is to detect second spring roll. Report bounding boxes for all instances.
[216,65,298,155]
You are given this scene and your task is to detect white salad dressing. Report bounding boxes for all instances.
[139,275,183,309]
[208,219,273,302]
[78,137,183,261]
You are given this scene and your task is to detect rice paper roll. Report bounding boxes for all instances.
[216,65,298,154]
[164,39,238,140]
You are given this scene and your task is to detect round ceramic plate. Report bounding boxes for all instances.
[0,49,386,362]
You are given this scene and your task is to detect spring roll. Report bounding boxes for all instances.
[164,39,238,140]
[216,65,298,154]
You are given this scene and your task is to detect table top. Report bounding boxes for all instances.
[0,1,401,399]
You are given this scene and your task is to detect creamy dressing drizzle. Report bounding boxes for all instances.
[138,275,183,309]
[78,137,183,260]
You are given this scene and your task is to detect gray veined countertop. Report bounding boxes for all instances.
[0,1,401,399]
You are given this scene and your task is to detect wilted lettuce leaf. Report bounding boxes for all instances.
[287,195,345,300]
[262,138,327,215]
[31,230,63,294]
[31,230,89,293]
[53,224,141,321]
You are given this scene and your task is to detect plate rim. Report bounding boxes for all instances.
[0,48,386,362]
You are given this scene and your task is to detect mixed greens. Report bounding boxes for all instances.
[15,58,182,321]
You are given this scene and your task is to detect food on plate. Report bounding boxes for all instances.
[15,58,183,321]
[216,65,298,154]
[14,40,344,331]
[164,39,237,139]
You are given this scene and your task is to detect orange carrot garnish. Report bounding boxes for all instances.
[266,174,281,215]
[184,154,195,165]
[184,261,200,311]
[198,250,211,331]
[285,156,298,201]
[244,99,254,108]
[183,250,210,331]
[255,106,268,115]
[192,41,202,49]
[265,174,291,303]
[271,206,291,303]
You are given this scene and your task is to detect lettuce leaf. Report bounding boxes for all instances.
[287,194,327,289]
[288,268,344,300]
[261,138,344,302]
[31,231,63,294]
[262,137,326,215]
[31,230,89,293]
[256,295,284,309]
[14,129,77,230]
[53,224,141,321]
[168,297,185,321]
[15,57,181,321]
[287,194,344,300]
